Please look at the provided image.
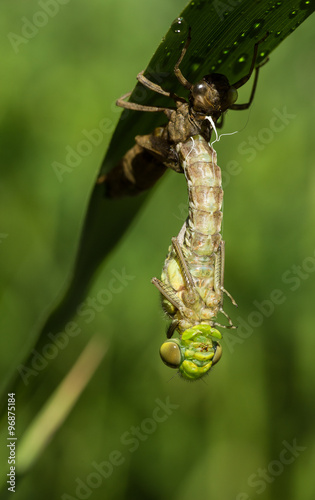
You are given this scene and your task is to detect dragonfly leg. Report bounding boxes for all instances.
[214,241,225,301]
[171,237,199,305]
[232,32,269,89]
[230,32,269,110]
[230,62,267,111]
[212,318,237,330]
[137,71,186,104]
[214,241,237,306]
[215,113,224,129]
[137,70,173,97]
[116,92,172,113]
[222,287,238,307]
[218,308,237,329]
[173,27,193,90]
[214,241,237,329]
[151,277,183,311]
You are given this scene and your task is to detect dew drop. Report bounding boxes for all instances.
[257,49,270,64]
[238,54,247,64]
[236,31,248,45]
[275,30,282,37]
[194,0,205,10]
[247,19,265,38]
[217,48,230,63]
[163,50,171,64]
[289,9,298,18]
[191,62,200,73]
[300,0,313,10]
[233,52,248,73]
[171,17,188,34]
[229,43,238,54]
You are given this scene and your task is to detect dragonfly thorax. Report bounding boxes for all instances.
[167,103,208,145]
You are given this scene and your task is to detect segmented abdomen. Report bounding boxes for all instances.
[178,135,223,259]
[161,134,224,329]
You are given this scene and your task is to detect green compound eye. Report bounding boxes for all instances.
[160,341,181,369]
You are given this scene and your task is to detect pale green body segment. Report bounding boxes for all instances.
[156,135,235,380]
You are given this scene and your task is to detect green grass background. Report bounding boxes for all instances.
[1,1,315,499]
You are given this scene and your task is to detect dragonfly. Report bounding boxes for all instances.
[153,133,240,380]
[103,30,268,198]
[108,30,268,379]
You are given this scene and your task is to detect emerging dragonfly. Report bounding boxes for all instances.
[104,30,268,198]
[111,30,268,379]
[153,134,236,380]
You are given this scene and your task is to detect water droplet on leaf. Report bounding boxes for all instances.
[289,9,298,18]
[171,17,188,34]
[300,0,313,10]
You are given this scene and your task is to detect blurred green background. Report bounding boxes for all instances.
[1,1,315,499]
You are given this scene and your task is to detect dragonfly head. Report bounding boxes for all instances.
[159,324,222,380]
[189,73,238,118]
